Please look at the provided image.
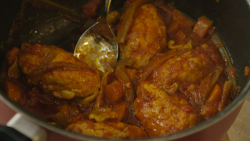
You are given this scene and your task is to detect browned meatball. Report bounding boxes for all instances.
[67,120,149,139]
[18,43,88,76]
[40,66,100,99]
[120,3,167,69]
[18,43,100,99]
[151,49,215,90]
[134,81,200,137]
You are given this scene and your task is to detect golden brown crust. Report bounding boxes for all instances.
[120,3,167,69]
[67,120,149,139]
[135,81,200,137]
[151,49,215,90]
[17,43,100,99]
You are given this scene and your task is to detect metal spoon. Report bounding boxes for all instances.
[74,0,118,74]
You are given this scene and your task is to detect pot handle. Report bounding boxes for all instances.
[0,113,47,141]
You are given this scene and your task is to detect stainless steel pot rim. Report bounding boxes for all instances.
[1,78,250,141]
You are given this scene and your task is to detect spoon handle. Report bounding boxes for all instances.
[105,0,112,17]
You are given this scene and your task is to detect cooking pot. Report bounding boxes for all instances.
[1,0,250,141]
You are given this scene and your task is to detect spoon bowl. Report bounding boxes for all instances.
[74,0,118,74]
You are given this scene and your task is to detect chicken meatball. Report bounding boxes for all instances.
[134,81,200,137]
[120,3,167,69]
[67,120,149,139]
[18,43,100,99]
[151,49,215,90]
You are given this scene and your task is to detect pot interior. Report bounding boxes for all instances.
[1,0,250,140]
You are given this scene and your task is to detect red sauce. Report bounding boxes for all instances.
[0,0,238,139]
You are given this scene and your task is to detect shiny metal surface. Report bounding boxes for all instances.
[74,0,118,74]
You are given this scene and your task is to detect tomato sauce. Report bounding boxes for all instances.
[0,0,239,139]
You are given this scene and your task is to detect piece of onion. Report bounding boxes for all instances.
[79,91,99,105]
[114,58,135,112]
[198,66,223,104]
[218,81,232,111]
[94,72,114,108]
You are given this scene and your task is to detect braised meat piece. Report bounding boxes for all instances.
[134,81,200,137]
[151,49,216,90]
[67,120,149,139]
[120,3,167,69]
[17,43,100,99]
